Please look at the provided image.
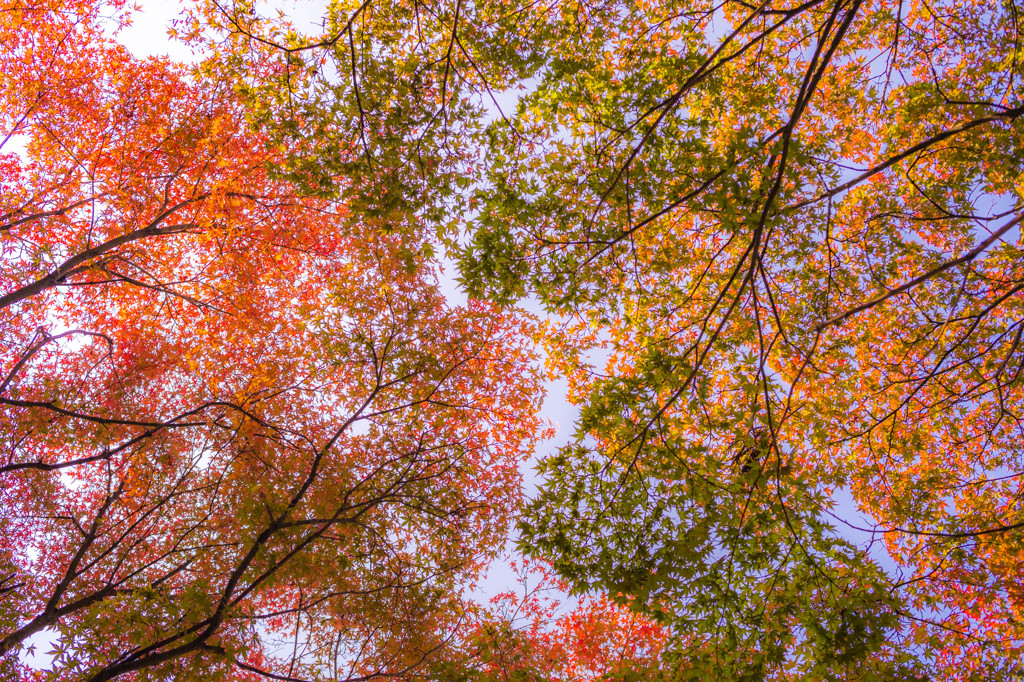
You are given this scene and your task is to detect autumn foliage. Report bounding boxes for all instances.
[0,1,548,679]
[3,0,1024,679]
[467,0,1024,678]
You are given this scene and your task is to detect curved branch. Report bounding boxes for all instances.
[0,328,113,394]
[815,213,1022,330]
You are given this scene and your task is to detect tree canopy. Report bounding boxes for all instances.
[1,2,548,678]
[2,0,1022,679]
[463,0,1024,677]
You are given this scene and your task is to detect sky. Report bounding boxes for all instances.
[115,0,193,61]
